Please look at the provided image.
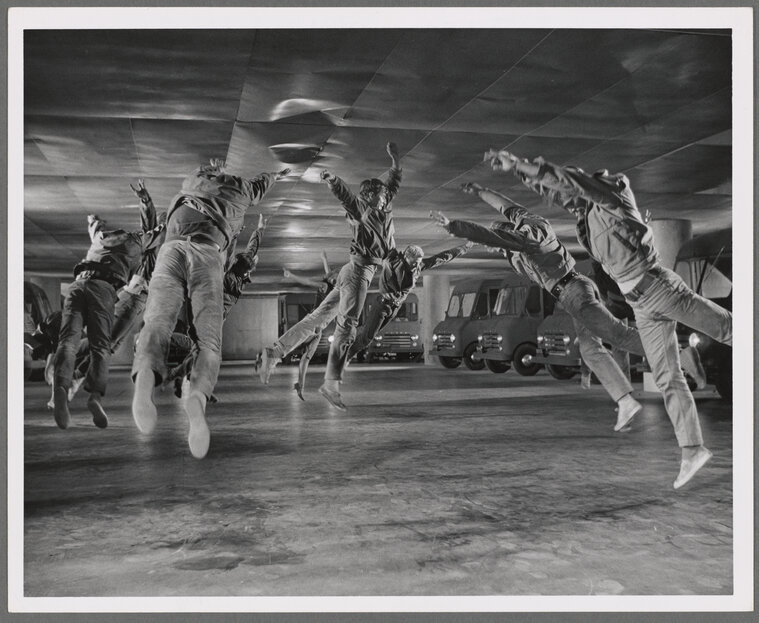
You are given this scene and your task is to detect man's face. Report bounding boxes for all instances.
[403,246,424,267]
[360,179,388,210]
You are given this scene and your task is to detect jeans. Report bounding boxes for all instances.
[325,260,376,381]
[54,278,117,395]
[111,289,148,352]
[627,265,732,447]
[271,288,340,358]
[132,239,224,399]
[348,292,406,358]
[559,274,645,402]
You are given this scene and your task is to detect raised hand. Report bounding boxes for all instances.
[386,141,399,162]
[460,182,484,195]
[275,168,291,181]
[429,210,451,229]
[320,169,335,182]
[129,179,150,201]
[257,213,269,230]
[484,149,517,172]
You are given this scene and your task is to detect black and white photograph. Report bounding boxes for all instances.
[9,5,754,616]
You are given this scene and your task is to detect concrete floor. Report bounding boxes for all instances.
[22,363,733,597]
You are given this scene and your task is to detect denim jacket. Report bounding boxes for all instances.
[518,159,659,283]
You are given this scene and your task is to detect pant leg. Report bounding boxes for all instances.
[632,305,703,447]
[132,241,188,385]
[271,288,341,358]
[635,266,732,346]
[185,242,225,398]
[54,281,87,390]
[82,279,117,395]
[325,262,375,381]
[572,317,633,402]
[561,276,645,356]
[110,290,147,352]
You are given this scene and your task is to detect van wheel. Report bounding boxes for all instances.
[485,359,510,374]
[463,342,486,371]
[439,356,461,369]
[546,364,576,380]
[512,343,541,376]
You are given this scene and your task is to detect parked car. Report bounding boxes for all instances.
[473,272,554,375]
[364,293,423,362]
[673,228,732,400]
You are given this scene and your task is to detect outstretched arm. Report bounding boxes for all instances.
[283,268,328,291]
[244,168,291,205]
[320,250,331,276]
[321,169,361,219]
[429,211,539,253]
[384,141,402,204]
[130,179,157,231]
[421,241,474,271]
[460,182,528,218]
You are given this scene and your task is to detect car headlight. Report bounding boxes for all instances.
[450,334,456,342]
[477,335,483,342]
[496,335,503,343]
[375,335,382,341]
[410,335,419,341]
[327,335,334,343]
[688,333,701,348]
[537,335,544,343]
[563,335,571,344]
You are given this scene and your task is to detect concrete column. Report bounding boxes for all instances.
[650,218,692,270]
[419,274,450,365]
[222,294,279,360]
[28,276,62,311]
[642,218,692,392]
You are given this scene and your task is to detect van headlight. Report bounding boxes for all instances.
[327,335,334,343]
[432,334,438,342]
[477,335,483,342]
[410,335,419,341]
[688,333,701,348]
[375,335,382,342]
[563,335,571,344]
[450,334,456,343]
[496,335,503,343]
[537,335,544,343]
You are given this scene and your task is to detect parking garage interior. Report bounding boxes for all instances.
[13,8,753,615]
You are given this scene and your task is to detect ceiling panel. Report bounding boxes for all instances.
[22,27,733,288]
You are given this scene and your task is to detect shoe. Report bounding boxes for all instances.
[132,370,157,434]
[258,348,280,384]
[53,386,71,429]
[185,390,210,459]
[614,398,642,432]
[318,384,347,411]
[68,375,86,402]
[294,382,305,401]
[674,446,713,489]
[87,393,109,429]
[580,371,591,390]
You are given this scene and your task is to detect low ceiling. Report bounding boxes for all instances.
[24,27,733,291]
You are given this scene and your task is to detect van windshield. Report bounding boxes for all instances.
[675,255,732,300]
[394,301,418,321]
[462,292,478,318]
[494,286,528,316]
[446,295,461,317]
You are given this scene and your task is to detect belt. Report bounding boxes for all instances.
[625,265,664,302]
[75,269,124,290]
[550,270,580,299]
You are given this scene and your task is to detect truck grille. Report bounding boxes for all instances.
[379,332,415,349]
[481,331,502,351]
[540,332,569,355]
[437,334,454,349]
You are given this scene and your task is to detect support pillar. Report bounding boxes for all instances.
[419,274,451,365]
[650,218,692,270]
[222,294,279,360]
